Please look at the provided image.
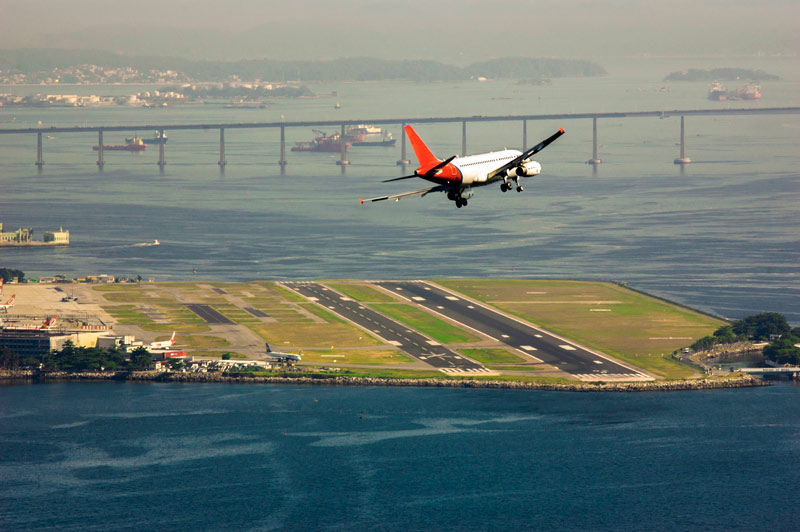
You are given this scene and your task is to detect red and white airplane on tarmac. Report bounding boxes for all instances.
[0,294,16,313]
[360,124,564,208]
[150,331,177,350]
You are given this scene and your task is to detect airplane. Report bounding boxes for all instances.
[359,124,565,208]
[265,342,301,363]
[40,314,57,329]
[150,331,177,350]
[0,294,16,313]
[0,278,3,295]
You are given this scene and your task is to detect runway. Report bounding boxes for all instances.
[373,281,651,381]
[185,303,234,324]
[281,282,491,374]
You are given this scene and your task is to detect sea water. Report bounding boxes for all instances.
[0,57,798,321]
[1,382,800,531]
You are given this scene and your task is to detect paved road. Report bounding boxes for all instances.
[185,303,234,324]
[374,281,651,381]
[281,282,491,374]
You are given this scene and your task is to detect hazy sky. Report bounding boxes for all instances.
[0,0,797,62]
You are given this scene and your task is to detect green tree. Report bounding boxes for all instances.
[0,346,20,369]
[731,312,790,341]
[45,341,127,371]
[19,356,40,368]
[129,347,152,370]
[691,336,716,351]
[221,353,232,360]
[0,268,25,283]
[763,334,800,365]
[713,325,739,344]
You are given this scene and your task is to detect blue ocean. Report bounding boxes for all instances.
[2,382,800,531]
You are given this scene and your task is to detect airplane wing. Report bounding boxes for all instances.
[487,127,565,180]
[360,185,449,204]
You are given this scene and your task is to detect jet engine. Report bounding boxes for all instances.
[510,161,541,177]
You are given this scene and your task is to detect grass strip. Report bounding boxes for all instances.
[370,303,479,344]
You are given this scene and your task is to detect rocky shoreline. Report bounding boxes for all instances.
[0,369,770,392]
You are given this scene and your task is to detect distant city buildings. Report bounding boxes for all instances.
[0,64,187,86]
[0,69,301,108]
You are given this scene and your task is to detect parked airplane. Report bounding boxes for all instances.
[360,124,564,208]
[40,315,57,329]
[0,294,15,313]
[150,331,177,350]
[0,278,4,295]
[265,342,301,363]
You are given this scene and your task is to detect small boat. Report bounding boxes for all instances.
[133,239,160,247]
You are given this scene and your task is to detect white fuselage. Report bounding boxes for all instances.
[449,149,541,186]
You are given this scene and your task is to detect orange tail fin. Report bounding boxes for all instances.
[404,125,441,170]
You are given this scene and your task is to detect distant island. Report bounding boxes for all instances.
[0,49,606,84]
[664,68,779,82]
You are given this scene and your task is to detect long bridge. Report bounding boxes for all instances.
[2,106,798,170]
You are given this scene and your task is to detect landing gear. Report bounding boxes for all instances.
[500,183,509,192]
[516,185,524,192]
[449,188,472,207]
[514,177,523,192]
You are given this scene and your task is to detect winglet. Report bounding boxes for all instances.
[359,198,364,205]
[559,127,564,134]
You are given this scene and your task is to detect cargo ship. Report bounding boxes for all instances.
[94,136,146,151]
[730,83,761,100]
[291,131,350,152]
[125,131,168,144]
[707,82,727,101]
[345,124,397,147]
[708,82,761,101]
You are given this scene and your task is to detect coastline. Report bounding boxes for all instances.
[0,242,68,247]
[0,369,769,392]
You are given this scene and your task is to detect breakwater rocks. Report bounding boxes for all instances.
[1,369,769,392]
